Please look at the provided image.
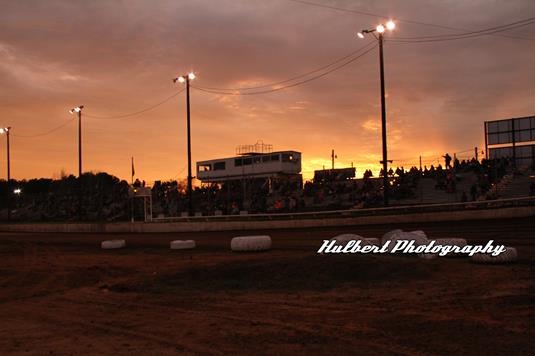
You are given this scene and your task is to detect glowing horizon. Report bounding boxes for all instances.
[0,1,533,184]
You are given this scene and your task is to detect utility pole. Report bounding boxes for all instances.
[1,127,12,221]
[186,76,193,216]
[419,155,422,172]
[378,32,389,206]
[69,106,84,220]
[6,127,10,222]
[173,72,196,216]
[78,108,82,220]
[78,110,82,177]
[358,21,396,206]
[475,147,478,161]
[131,156,135,223]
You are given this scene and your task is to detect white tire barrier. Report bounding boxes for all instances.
[419,253,437,260]
[364,237,380,246]
[472,247,518,264]
[432,238,467,257]
[170,240,196,250]
[382,229,403,243]
[410,230,427,239]
[101,239,126,249]
[382,231,428,252]
[331,234,365,245]
[231,235,272,252]
[330,234,379,247]
[433,238,467,247]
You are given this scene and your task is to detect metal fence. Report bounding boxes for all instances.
[151,196,535,223]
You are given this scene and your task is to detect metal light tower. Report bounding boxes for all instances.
[69,106,84,177]
[173,72,196,216]
[69,105,84,219]
[358,20,396,206]
[0,127,11,221]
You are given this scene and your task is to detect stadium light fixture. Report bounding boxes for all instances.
[357,20,396,206]
[68,105,84,177]
[69,106,83,114]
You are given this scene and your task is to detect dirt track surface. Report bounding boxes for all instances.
[1,218,534,355]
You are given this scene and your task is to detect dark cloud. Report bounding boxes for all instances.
[1,0,534,180]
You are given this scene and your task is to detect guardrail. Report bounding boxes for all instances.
[151,196,535,223]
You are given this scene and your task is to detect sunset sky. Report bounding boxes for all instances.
[1,0,535,182]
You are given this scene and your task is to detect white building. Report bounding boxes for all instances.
[196,151,302,183]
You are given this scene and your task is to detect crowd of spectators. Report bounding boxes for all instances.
[0,172,129,221]
[0,155,525,221]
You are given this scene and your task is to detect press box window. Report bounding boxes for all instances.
[235,159,242,167]
[214,162,226,171]
[198,164,211,172]
[282,153,297,163]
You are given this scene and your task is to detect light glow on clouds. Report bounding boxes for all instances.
[0,0,534,182]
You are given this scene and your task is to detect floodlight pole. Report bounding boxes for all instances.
[78,108,83,220]
[378,32,389,206]
[185,76,193,217]
[173,74,195,217]
[69,106,84,220]
[5,127,11,222]
[78,109,82,178]
[358,22,395,206]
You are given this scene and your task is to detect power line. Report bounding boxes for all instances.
[285,0,535,41]
[194,12,535,95]
[173,164,189,179]
[12,89,186,138]
[200,40,376,91]
[13,119,74,138]
[393,16,535,40]
[193,43,377,95]
[84,89,185,120]
[390,18,535,43]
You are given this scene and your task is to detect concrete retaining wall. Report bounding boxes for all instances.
[1,205,534,233]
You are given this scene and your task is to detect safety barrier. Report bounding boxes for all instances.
[151,196,535,223]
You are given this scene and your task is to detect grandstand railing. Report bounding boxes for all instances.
[151,196,535,223]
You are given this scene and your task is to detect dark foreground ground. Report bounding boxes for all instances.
[0,218,534,355]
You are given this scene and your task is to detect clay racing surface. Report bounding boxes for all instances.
[1,217,534,355]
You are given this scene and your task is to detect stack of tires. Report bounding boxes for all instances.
[472,247,518,264]
[231,235,272,252]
